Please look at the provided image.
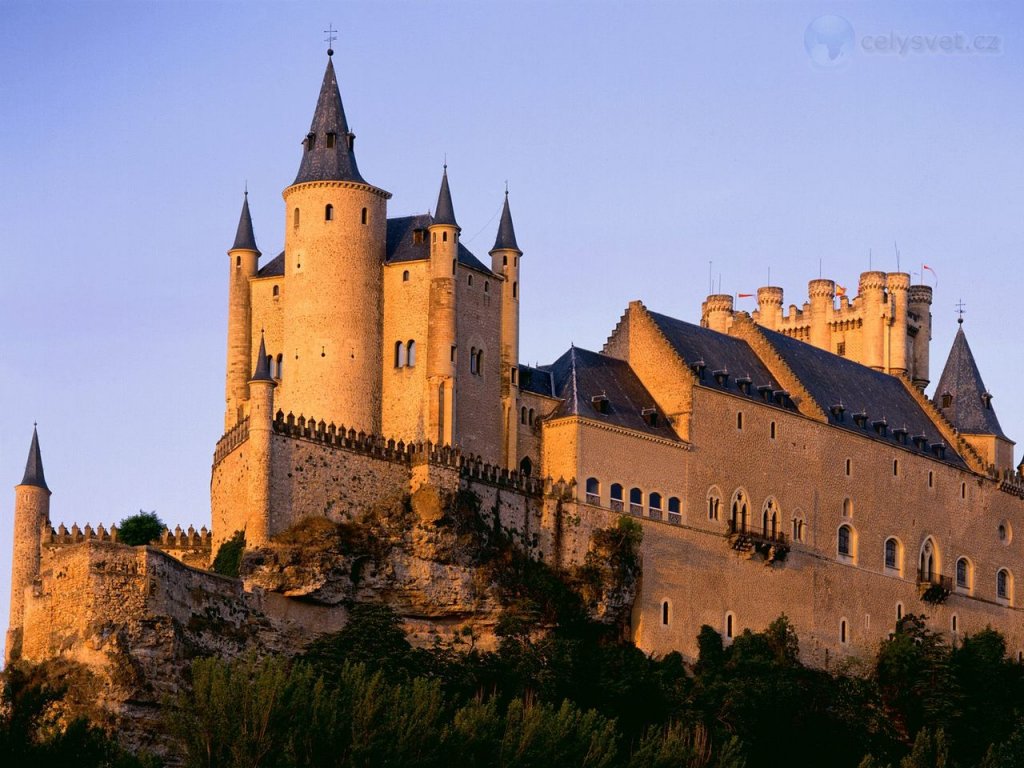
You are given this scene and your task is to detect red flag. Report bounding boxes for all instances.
[737,293,754,298]
[836,284,847,297]
[923,264,937,277]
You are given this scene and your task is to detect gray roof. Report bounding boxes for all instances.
[257,251,284,277]
[519,364,554,397]
[647,311,790,410]
[933,325,1006,438]
[492,192,520,252]
[546,346,681,441]
[432,168,458,227]
[292,57,366,185]
[757,326,967,466]
[21,426,48,491]
[385,215,492,274]
[230,192,260,253]
[251,335,274,382]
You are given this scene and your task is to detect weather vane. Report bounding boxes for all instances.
[324,24,337,56]
[956,299,966,325]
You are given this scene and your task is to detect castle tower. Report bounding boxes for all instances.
[225,191,261,430]
[6,426,50,662]
[756,286,784,330]
[909,284,933,388]
[426,167,460,445]
[807,279,835,351]
[886,272,910,376]
[279,52,391,433]
[701,294,734,334]
[245,336,276,547]
[490,191,522,469]
[858,271,887,371]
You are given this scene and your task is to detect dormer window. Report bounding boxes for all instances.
[872,419,888,437]
[691,359,706,380]
[983,392,993,410]
[913,434,928,450]
[326,132,336,149]
[773,389,790,406]
[757,384,773,402]
[736,376,752,395]
[413,228,425,245]
[941,391,953,409]
[893,427,908,444]
[642,407,658,426]
[931,442,946,459]
[591,394,610,414]
[306,132,316,151]
[713,369,729,387]
[853,411,868,428]
[346,133,355,151]
[830,403,846,421]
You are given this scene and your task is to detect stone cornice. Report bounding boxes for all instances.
[543,414,691,450]
[282,180,392,200]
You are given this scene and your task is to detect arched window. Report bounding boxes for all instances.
[998,569,1013,602]
[468,274,474,286]
[406,340,416,367]
[840,619,848,644]
[272,284,280,297]
[730,490,748,533]
[443,231,448,242]
[484,280,490,293]
[884,538,901,572]
[956,557,972,591]
[843,498,853,517]
[235,255,241,267]
[725,612,735,639]
[266,354,272,373]
[470,347,478,374]
[707,488,721,521]
[770,421,777,439]
[519,456,532,476]
[520,407,527,425]
[629,488,643,516]
[928,471,934,488]
[512,281,518,298]
[893,459,899,476]
[845,458,852,476]
[762,498,779,539]
[394,341,406,368]
[402,270,410,282]
[736,412,744,430]
[668,497,681,522]
[361,207,367,225]
[325,203,334,221]
[919,538,938,583]
[528,408,535,425]
[585,477,600,505]
[649,492,663,520]
[293,207,300,228]
[896,603,903,622]
[661,600,670,626]
[838,524,854,559]
[475,349,484,376]
[610,484,624,512]
[275,353,283,379]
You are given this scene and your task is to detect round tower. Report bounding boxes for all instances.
[280,53,391,434]
[244,336,276,548]
[702,294,734,334]
[807,279,836,351]
[427,167,459,446]
[858,271,887,370]
[7,426,50,662]
[886,272,910,376]
[756,286,784,330]
[909,284,933,389]
[490,190,523,469]
[225,191,261,431]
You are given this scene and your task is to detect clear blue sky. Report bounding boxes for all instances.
[2,1,1022,649]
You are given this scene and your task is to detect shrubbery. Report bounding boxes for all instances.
[116,510,164,546]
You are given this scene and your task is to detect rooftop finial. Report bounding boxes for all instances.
[956,299,966,325]
[324,23,337,57]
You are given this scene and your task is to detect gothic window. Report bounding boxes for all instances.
[707,488,721,521]
[470,347,477,374]
[838,524,854,559]
[956,557,971,591]
[998,569,1012,602]
[762,498,779,539]
[649,492,663,519]
[519,456,532,476]
[585,477,600,505]
[475,349,484,377]
[325,204,334,221]
[919,538,938,583]
[610,484,624,512]
[629,488,643,516]
[885,538,900,571]
[792,518,805,543]
[528,408,534,425]
[520,407,527,425]
[730,490,748,532]
[275,354,283,380]
[406,340,416,367]
[468,274,474,286]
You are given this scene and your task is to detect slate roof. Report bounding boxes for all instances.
[756,326,967,466]
[433,168,458,227]
[257,251,284,278]
[492,193,520,252]
[21,426,48,491]
[385,215,492,274]
[231,193,260,253]
[546,347,681,441]
[251,335,274,382]
[933,326,1006,438]
[293,57,366,185]
[518,364,554,397]
[647,311,790,411]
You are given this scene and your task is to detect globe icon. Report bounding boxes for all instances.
[804,15,855,68]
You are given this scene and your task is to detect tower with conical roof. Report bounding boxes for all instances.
[6,426,51,662]
[426,167,460,445]
[279,51,392,433]
[490,191,523,469]
[934,321,1015,472]
[225,191,261,430]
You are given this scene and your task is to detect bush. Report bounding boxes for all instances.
[212,530,245,577]
[116,511,164,546]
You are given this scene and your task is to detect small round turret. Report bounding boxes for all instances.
[489,190,523,469]
[909,284,934,388]
[702,294,734,334]
[887,273,911,375]
[426,167,460,445]
[225,191,261,431]
[756,286,784,329]
[808,279,835,351]
[858,271,888,370]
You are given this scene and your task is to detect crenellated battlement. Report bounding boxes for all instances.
[214,417,249,465]
[43,522,212,552]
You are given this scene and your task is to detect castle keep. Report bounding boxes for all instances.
[7,52,1024,676]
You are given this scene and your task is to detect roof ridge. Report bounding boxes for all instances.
[898,374,989,475]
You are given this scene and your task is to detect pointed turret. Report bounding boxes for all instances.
[231,192,260,254]
[293,55,365,185]
[21,425,48,492]
[251,334,275,384]
[433,166,459,228]
[934,324,1005,437]
[492,191,520,252]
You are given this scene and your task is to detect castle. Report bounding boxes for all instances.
[7,51,1024,675]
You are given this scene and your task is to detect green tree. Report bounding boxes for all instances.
[117,510,164,546]
[212,531,245,578]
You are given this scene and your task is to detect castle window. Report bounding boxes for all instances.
[893,459,899,476]
[629,488,643,516]
[520,406,527,425]
[942,392,953,409]
[845,458,852,476]
[484,281,490,293]
[730,490,748,532]
[468,274,474,286]
[394,341,406,368]
[725,612,735,640]
[843,498,853,518]
[919,538,938,583]
[928,471,933,488]
[610,484,624,512]
[325,132,336,148]
[306,132,315,151]
[770,421,776,439]
[585,477,601,505]
[668,496,681,517]
[952,614,958,633]
[792,517,805,543]
[406,340,416,367]
[961,482,966,499]
[470,347,477,374]
[884,538,901,572]
[838,524,855,560]
[451,345,457,362]
[275,354,283,379]
[896,603,903,622]
[519,456,532,476]
[235,255,241,268]
[998,569,1013,602]
[528,408,535,425]
[840,619,848,644]
[956,557,971,591]
[503,255,508,266]
[837,341,846,357]
[999,522,1010,543]
[413,229,425,245]
[736,412,744,430]
[293,207,300,229]
[512,281,518,299]
[361,207,368,225]
[443,231,448,242]
[402,270,410,282]
[452,259,457,274]
[649,492,663,520]
[761,498,779,539]
[273,284,280,297]
[662,600,670,626]
[325,203,334,221]
[511,367,517,385]
[433,232,437,244]
[475,349,484,377]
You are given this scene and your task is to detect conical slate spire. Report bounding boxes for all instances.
[251,334,274,383]
[293,56,365,185]
[230,192,260,253]
[21,426,49,491]
[491,191,520,252]
[934,325,1006,437]
[432,166,458,227]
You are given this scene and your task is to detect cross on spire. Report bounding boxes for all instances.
[324,24,337,56]
[956,299,966,325]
